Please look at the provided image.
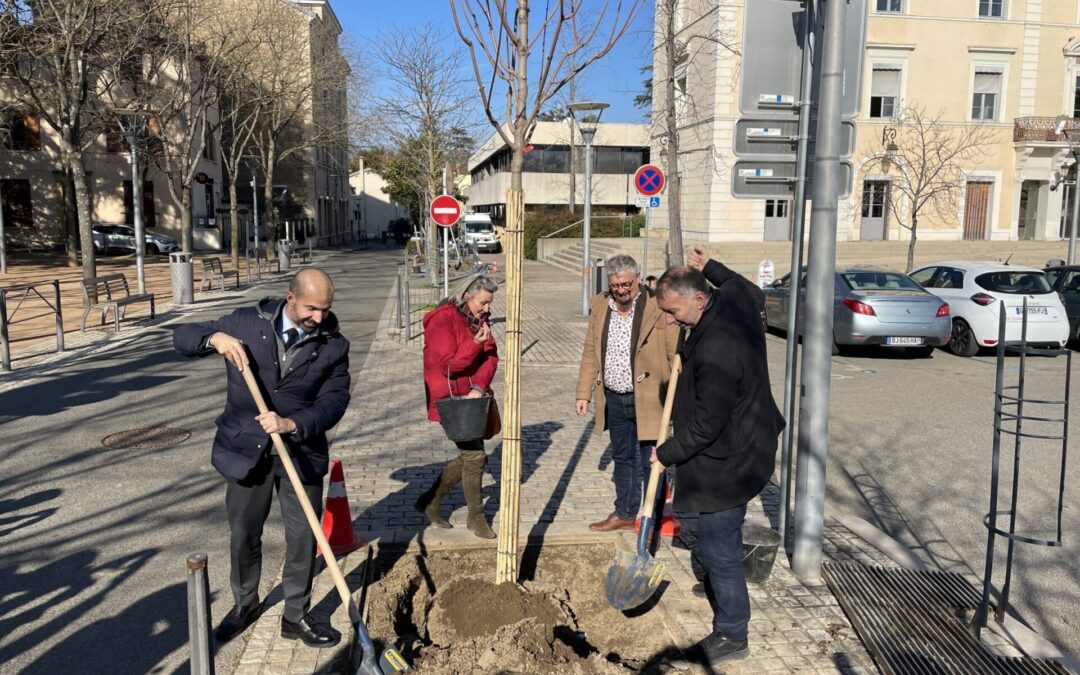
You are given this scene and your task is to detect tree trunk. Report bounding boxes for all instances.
[907,214,918,273]
[663,0,684,266]
[62,167,78,267]
[68,150,96,281]
[229,180,240,268]
[179,186,192,253]
[263,160,276,259]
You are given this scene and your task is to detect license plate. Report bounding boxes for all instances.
[1013,306,1048,315]
[886,337,924,346]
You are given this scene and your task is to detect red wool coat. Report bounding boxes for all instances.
[422,302,499,421]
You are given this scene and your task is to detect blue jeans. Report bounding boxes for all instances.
[605,389,654,520]
[695,504,750,642]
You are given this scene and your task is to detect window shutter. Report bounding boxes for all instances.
[871,67,901,98]
[973,70,1001,94]
[24,113,39,150]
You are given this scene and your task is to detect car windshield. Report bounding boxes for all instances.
[841,272,922,291]
[975,271,1053,294]
[466,223,492,233]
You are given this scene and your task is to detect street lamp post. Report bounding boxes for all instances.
[568,101,609,316]
[115,109,153,294]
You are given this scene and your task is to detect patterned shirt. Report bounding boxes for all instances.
[603,295,637,393]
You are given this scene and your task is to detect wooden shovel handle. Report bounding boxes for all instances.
[640,354,682,520]
[238,365,360,623]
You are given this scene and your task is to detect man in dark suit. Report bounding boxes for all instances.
[174,268,351,648]
[652,257,784,666]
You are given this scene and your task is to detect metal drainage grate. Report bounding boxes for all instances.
[101,426,191,450]
[822,562,1068,675]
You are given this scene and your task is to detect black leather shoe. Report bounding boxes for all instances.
[281,614,341,648]
[214,600,261,643]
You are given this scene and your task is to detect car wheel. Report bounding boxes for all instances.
[147,244,160,256]
[949,319,980,357]
[906,345,935,358]
[832,339,841,356]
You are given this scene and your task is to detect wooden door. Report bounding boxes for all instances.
[963,181,991,240]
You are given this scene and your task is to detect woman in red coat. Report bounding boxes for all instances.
[416,275,500,538]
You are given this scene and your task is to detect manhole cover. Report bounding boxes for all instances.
[101,426,191,450]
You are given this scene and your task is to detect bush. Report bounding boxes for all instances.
[522,207,639,260]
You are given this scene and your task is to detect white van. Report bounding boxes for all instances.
[462,214,501,253]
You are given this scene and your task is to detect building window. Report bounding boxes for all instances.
[123,181,156,228]
[0,179,33,228]
[869,66,901,118]
[876,0,902,12]
[104,128,126,153]
[202,127,215,162]
[1,111,41,151]
[971,68,1001,121]
[979,0,1004,18]
[1073,73,1080,118]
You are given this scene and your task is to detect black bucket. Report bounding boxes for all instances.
[434,395,492,442]
[741,523,782,584]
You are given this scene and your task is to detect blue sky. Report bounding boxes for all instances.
[335,0,654,126]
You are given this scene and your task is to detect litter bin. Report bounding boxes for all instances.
[592,257,606,296]
[169,252,194,305]
[741,523,782,584]
[277,240,292,271]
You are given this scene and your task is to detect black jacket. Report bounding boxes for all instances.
[173,297,351,483]
[656,260,784,513]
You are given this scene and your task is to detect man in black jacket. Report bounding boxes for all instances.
[652,259,784,665]
[174,268,351,648]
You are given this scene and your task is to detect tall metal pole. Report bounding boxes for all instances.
[0,182,6,275]
[792,0,845,579]
[581,128,596,316]
[442,165,450,299]
[779,0,817,548]
[251,173,259,254]
[1070,151,1079,265]
[643,206,650,278]
[129,133,146,294]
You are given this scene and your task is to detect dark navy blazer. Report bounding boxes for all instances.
[173,297,351,483]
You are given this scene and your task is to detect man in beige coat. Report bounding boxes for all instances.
[576,254,680,531]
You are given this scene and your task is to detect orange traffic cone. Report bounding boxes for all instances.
[318,460,366,557]
[657,480,681,537]
[492,260,499,274]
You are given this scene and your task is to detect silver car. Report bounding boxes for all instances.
[763,266,952,356]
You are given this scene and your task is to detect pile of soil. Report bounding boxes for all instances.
[364,544,678,674]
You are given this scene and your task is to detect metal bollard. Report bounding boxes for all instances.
[277,240,292,271]
[186,553,215,675]
[0,291,9,372]
[396,268,405,329]
[404,269,413,341]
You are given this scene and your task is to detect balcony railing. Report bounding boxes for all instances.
[1014,116,1080,143]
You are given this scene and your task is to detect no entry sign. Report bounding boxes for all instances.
[430,195,462,227]
[634,164,666,197]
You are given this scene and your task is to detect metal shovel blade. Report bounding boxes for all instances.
[354,617,411,674]
[605,546,666,610]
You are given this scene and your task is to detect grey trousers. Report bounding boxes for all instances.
[225,454,323,623]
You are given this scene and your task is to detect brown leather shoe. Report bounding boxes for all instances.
[589,513,637,532]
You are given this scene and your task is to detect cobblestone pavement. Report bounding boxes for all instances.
[232,260,903,674]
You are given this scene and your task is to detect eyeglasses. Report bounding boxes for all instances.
[609,280,635,290]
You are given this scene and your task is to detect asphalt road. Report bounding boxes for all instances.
[769,334,1080,657]
[0,248,401,675]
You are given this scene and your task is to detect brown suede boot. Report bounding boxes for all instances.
[415,456,462,529]
[461,449,495,539]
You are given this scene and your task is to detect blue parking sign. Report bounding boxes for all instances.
[649,197,660,208]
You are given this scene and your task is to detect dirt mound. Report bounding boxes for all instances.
[364,544,676,674]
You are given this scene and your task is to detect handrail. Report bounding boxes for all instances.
[539,215,630,239]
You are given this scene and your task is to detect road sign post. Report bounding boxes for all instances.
[430,194,463,299]
[634,164,665,280]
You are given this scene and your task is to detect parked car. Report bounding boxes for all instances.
[763,266,951,356]
[910,261,1070,356]
[92,223,179,255]
[1043,264,1080,344]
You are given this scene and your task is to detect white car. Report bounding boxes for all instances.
[909,261,1070,356]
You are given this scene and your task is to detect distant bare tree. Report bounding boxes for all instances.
[448,0,644,584]
[3,0,164,277]
[860,106,995,272]
[372,22,475,284]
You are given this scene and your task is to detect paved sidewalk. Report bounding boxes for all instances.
[232,260,1069,674]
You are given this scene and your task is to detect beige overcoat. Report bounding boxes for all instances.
[575,290,680,442]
